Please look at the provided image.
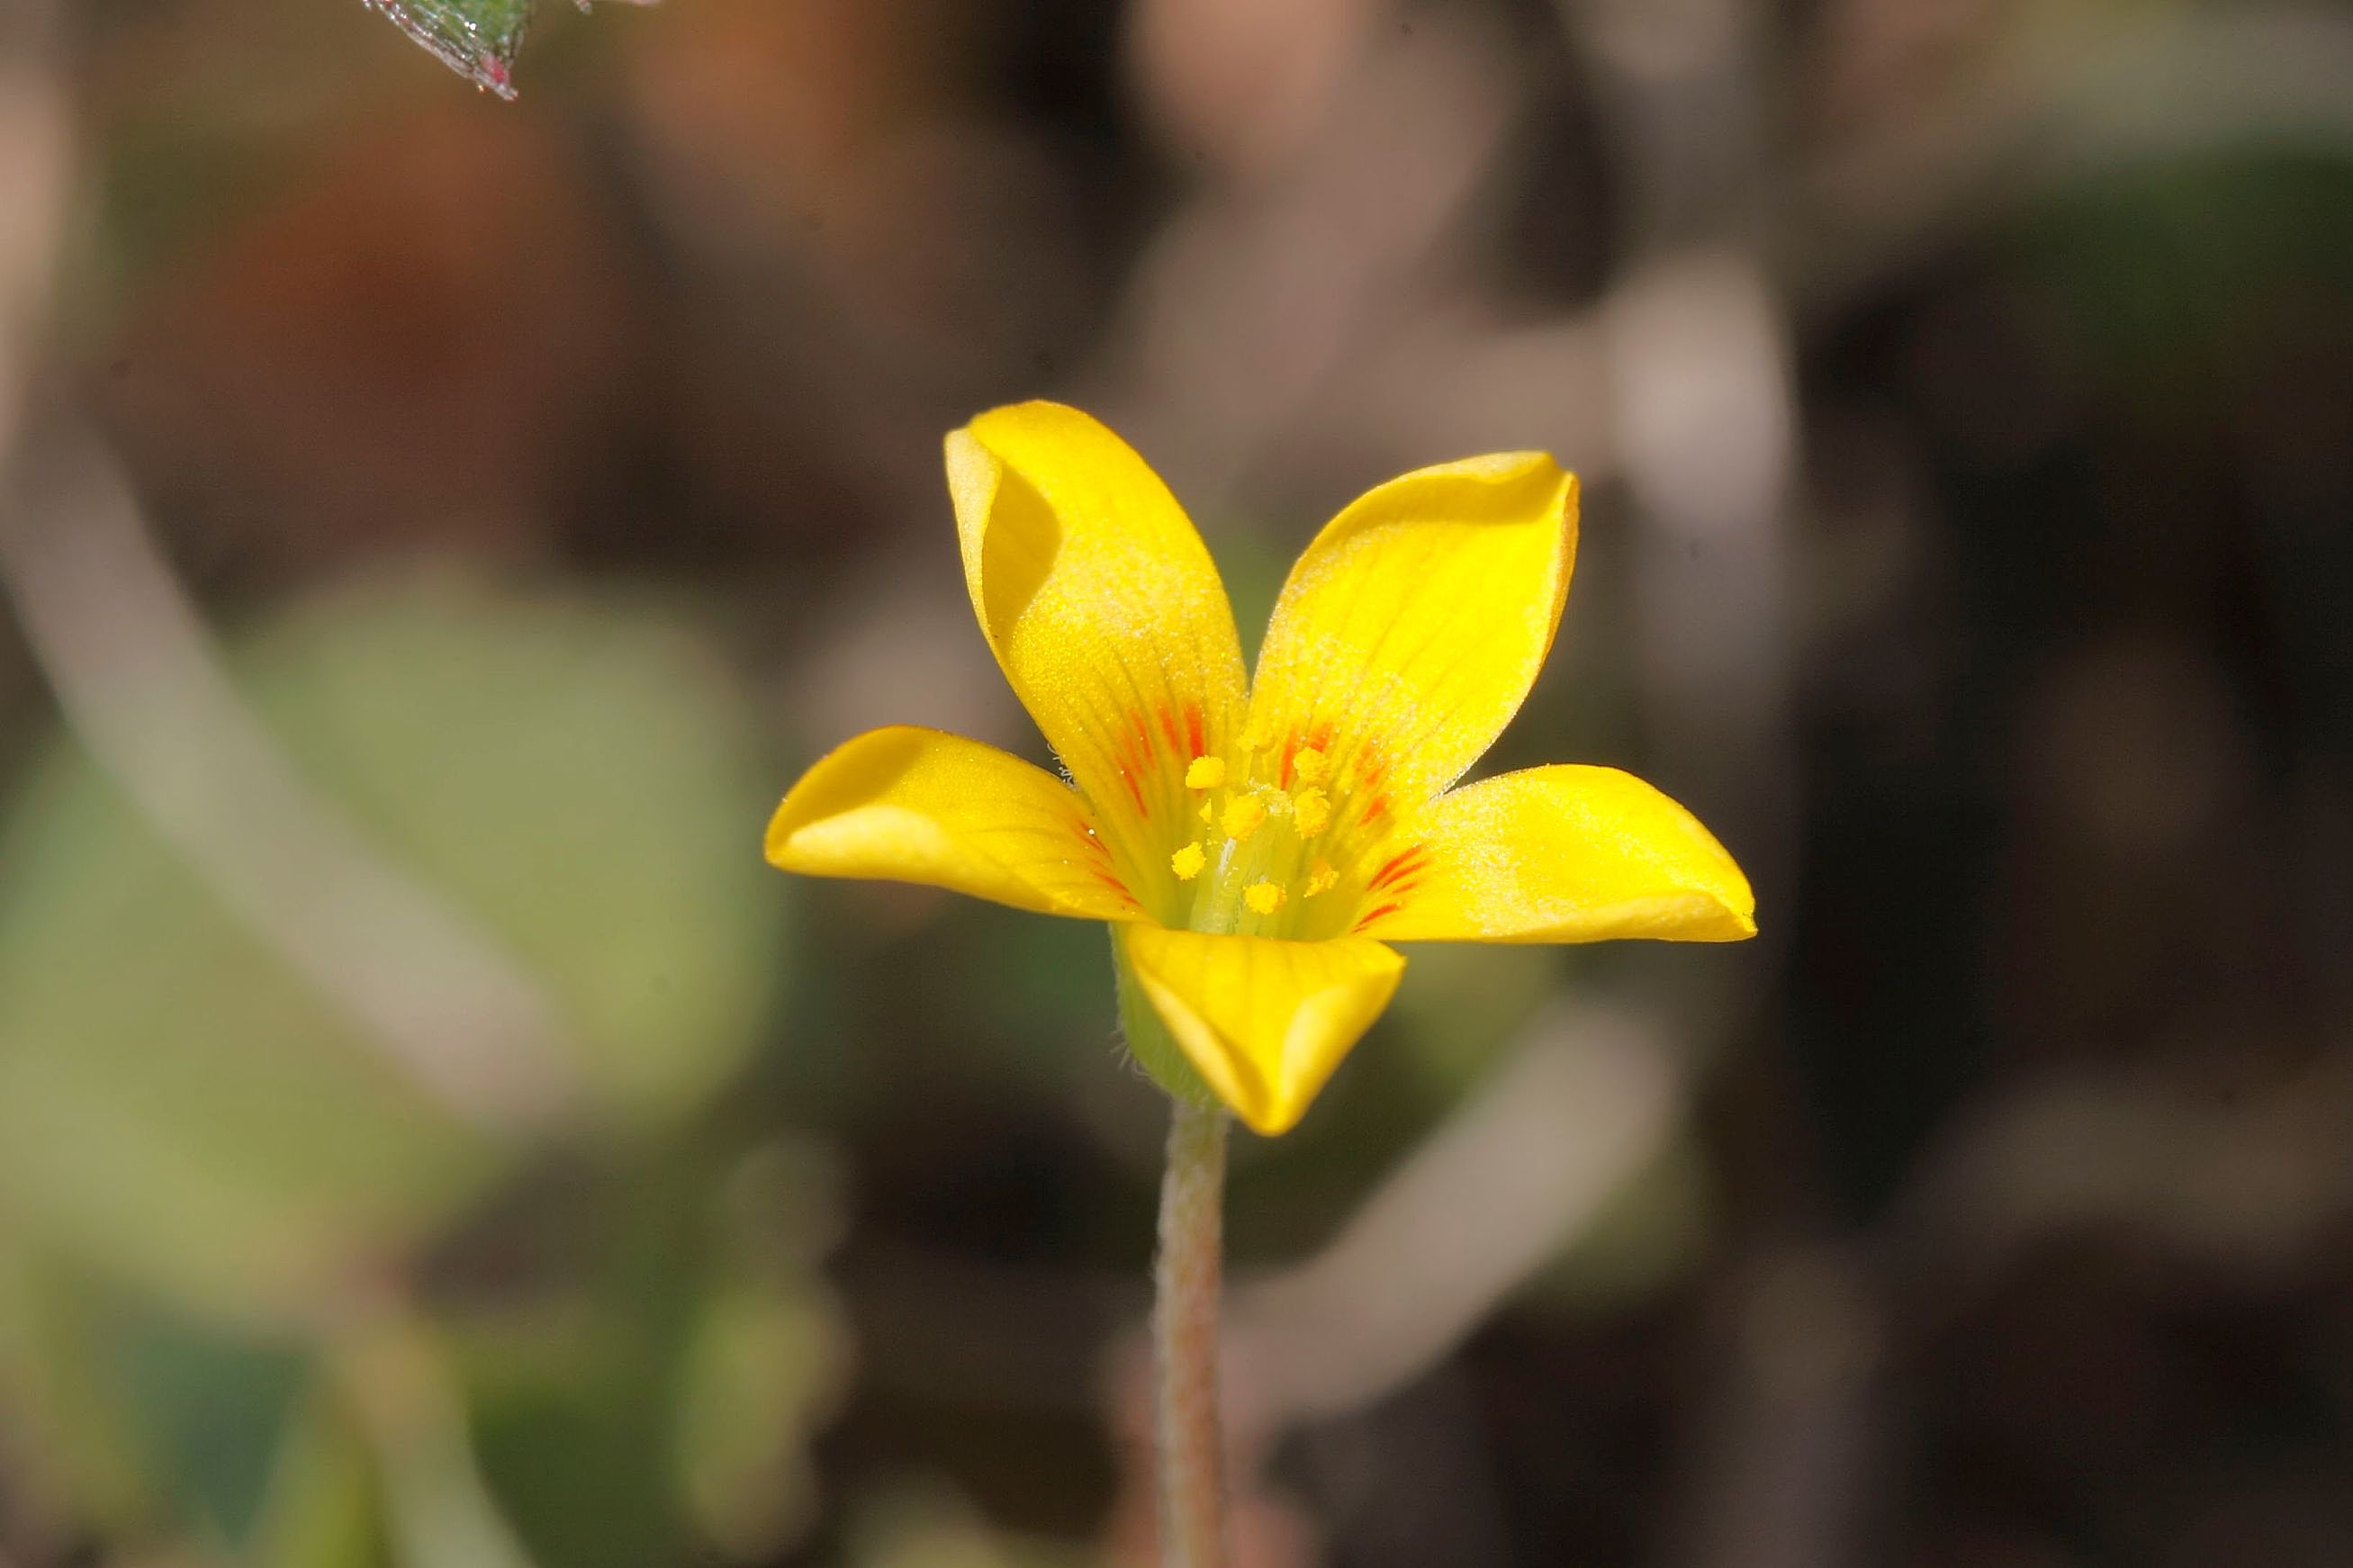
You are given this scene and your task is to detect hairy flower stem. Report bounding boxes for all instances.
[1154,1095,1230,1568]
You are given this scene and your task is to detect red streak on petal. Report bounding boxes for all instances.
[1354,901,1403,931]
[1368,847,1429,891]
[1358,793,1392,827]
[1184,704,1206,757]
[1119,767,1147,814]
[1158,705,1183,753]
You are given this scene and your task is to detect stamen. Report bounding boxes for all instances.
[1292,787,1331,837]
[1304,860,1338,897]
[1198,798,1214,825]
[1185,755,1226,790]
[1240,717,1276,752]
[1292,746,1330,784]
[1244,881,1286,915]
[1222,796,1267,841]
[1171,842,1207,880]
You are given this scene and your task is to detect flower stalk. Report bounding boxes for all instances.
[1153,1095,1230,1568]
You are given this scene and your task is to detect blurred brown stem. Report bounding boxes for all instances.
[1154,1097,1230,1568]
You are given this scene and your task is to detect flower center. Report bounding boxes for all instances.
[1168,743,1344,938]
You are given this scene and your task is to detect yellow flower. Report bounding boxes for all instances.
[767,402,1754,1134]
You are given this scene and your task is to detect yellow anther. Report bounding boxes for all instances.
[1222,795,1267,841]
[1185,755,1227,790]
[1171,842,1207,881]
[1240,718,1277,752]
[1198,798,1214,825]
[1304,859,1338,897]
[1292,787,1331,837]
[1292,746,1330,784]
[1244,880,1286,915]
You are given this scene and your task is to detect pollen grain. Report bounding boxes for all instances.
[1292,787,1331,837]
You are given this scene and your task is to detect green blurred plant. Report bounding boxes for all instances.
[0,574,842,1566]
[364,0,533,96]
[362,0,647,98]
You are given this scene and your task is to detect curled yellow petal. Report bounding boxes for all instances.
[1248,453,1577,814]
[1119,927,1404,1135]
[947,401,1247,915]
[1366,765,1755,943]
[766,726,1140,921]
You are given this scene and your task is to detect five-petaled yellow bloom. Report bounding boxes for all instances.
[767,403,1755,1134]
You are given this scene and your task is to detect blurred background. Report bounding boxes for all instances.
[2,0,2351,1563]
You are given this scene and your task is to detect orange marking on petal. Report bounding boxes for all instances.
[1277,731,1302,788]
[1090,868,1139,906]
[1119,767,1147,814]
[1354,901,1404,931]
[1369,846,1429,891]
[1158,704,1184,753]
[1184,703,1206,757]
[1358,793,1392,827]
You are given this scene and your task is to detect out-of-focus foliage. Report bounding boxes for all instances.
[0,574,781,1311]
[363,0,535,98]
[0,577,844,1565]
[845,1482,1091,1568]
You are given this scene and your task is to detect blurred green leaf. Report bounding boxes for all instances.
[0,1248,385,1564]
[363,0,535,98]
[1385,942,1555,1096]
[673,1280,848,1556]
[105,1301,310,1548]
[2021,152,2353,411]
[251,1392,388,1568]
[452,1142,848,1568]
[1527,1126,1715,1316]
[848,1482,1093,1568]
[0,1248,166,1535]
[0,572,786,1320]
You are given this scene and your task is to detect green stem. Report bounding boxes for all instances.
[1153,1096,1230,1568]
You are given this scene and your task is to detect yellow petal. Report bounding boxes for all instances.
[1366,766,1755,943]
[1247,453,1577,818]
[767,726,1140,921]
[947,402,1247,914]
[1119,926,1404,1135]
